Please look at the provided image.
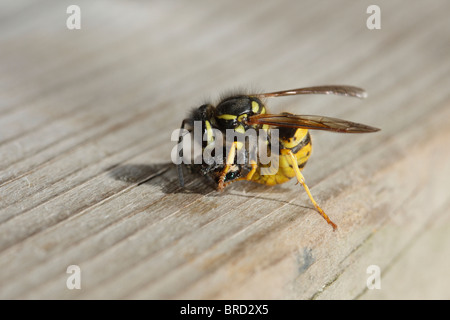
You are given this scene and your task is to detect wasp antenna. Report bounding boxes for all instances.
[177,163,185,187]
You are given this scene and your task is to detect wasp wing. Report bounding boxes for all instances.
[247,114,380,133]
[253,85,367,99]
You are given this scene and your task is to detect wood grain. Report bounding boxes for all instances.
[0,0,449,299]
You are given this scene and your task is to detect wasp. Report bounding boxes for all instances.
[176,85,380,230]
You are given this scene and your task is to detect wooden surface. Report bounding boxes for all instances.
[1,0,449,299]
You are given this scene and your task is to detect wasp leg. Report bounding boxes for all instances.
[285,149,338,231]
[177,119,190,187]
[237,161,258,181]
[218,141,238,190]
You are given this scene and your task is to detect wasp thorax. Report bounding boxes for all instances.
[214,95,265,130]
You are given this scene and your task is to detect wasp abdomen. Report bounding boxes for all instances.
[248,127,312,186]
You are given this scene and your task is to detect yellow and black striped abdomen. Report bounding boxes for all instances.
[250,127,312,186]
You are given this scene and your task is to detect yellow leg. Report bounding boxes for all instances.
[237,161,258,182]
[218,141,238,190]
[286,150,337,231]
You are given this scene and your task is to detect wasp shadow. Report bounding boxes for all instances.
[107,163,313,212]
[106,162,215,195]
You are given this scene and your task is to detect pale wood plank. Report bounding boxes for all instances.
[0,0,449,300]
